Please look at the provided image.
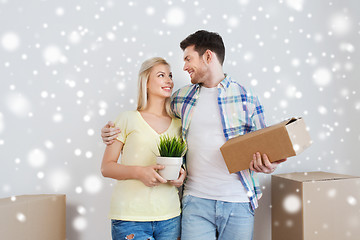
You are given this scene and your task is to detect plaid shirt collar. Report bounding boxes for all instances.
[218,74,231,90]
[191,73,231,92]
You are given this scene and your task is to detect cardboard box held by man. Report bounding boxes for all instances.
[220,117,312,173]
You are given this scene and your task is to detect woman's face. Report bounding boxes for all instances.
[147,64,174,99]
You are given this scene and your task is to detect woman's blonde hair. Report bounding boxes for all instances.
[137,57,173,117]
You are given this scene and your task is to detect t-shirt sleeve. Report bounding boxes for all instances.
[113,112,129,144]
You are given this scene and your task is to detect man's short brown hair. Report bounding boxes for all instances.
[180,30,225,65]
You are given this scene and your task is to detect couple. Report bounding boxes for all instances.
[101,30,286,240]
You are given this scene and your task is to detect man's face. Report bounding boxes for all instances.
[182,45,208,84]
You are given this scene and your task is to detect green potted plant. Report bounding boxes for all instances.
[156,135,186,180]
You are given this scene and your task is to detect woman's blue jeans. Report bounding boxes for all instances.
[111,215,180,240]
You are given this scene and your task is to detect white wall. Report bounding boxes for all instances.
[1,0,359,239]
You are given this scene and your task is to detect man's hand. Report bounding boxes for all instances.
[101,121,120,145]
[137,165,167,187]
[249,152,287,174]
[169,168,187,188]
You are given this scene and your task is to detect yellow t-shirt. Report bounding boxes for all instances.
[109,110,182,221]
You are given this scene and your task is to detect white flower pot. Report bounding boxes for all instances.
[156,157,183,180]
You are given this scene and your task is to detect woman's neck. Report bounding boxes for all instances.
[141,96,168,117]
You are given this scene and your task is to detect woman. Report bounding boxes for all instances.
[101,57,186,240]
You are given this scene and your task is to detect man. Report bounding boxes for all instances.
[101,30,286,240]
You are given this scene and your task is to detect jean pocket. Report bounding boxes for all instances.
[111,219,122,227]
[181,195,194,210]
[247,203,255,216]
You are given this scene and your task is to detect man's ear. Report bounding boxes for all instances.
[203,49,213,64]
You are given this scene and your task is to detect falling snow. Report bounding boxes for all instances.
[16,213,26,223]
[283,194,301,214]
[73,216,88,231]
[5,93,31,117]
[165,7,185,26]
[1,32,20,51]
[313,67,332,87]
[286,0,304,12]
[27,148,46,168]
[83,175,102,194]
[329,12,352,36]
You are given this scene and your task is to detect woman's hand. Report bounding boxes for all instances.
[137,165,167,187]
[169,168,186,188]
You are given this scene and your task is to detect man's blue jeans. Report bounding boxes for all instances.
[181,195,254,240]
[111,215,180,240]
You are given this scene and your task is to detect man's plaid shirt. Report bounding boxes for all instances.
[170,75,266,210]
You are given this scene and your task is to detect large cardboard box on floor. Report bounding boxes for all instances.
[272,172,360,240]
[220,117,312,173]
[0,194,66,240]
